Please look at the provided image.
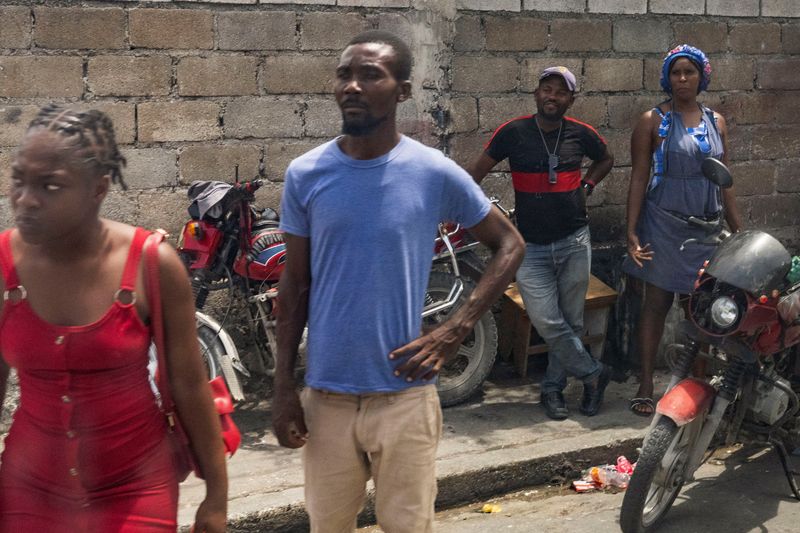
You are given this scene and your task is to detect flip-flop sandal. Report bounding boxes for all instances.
[629,397,655,417]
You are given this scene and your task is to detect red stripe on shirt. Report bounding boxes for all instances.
[565,116,607,144]
[511,169,582,193]
[484,115,534,151]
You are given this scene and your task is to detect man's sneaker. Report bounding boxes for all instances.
[541,391,569,420]
[580,364,611,417]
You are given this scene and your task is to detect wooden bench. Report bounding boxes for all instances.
[498,274,618,378]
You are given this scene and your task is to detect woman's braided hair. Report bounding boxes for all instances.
[27,104,128,190]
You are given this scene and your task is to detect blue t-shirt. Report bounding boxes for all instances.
[279,135,491,393]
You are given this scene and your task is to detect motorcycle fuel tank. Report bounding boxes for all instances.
[705,230,791,295]
[233,227,286,281]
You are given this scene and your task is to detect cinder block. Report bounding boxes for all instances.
[0,56,83,98]
[179,144,262,184]
[729,160,776,196]
[34,7,125,49]
[217,11,296,50]
[266,139,326,181]
[707,0,758,17]
[100,191,140,229]
[449,97,479,133]
[263,55,338,94]
[751,124,800,160]
[594,167,629,206]
[763,0,800,17]
[773,92,800,124]
[121,148,178,189]
[303,97,342,138]
[0,105,38,147]
[729,24,781,54]
[613,19,672,53]
[301,12,369,51]
[607,96,653,129]
[550,19,612,52]
[456,0,521,11]
[784,24,800,54]
[583,59,642,92]
[338,0,409,6]
[0,150,12,191]
[725,124,752,161]
[375,13,415,46]
[673,23,728,53]
[588,205,626,242]
[224,97,304,139]
[569,96,608,129]
[717,93,769,126]
[602,129,632,167]
[82,102,137,146]
[130,9,213,50]
[447,132,487,168]
[523,0,584,12]
[484,16,547,52]
[177,56,258,97]
[708,58,754,91]
[521,58,582,92]
[452,56,518,93]
[137,190,188,238]
[0,6,31,49]
[454,16,483,52]
[745,194,800,229]
[478,96,536,132]
[650,0,704,14]
[644,59,662,92]
[138,101,221,143]
[758,59,800,90]
[258,0,334,4]
[776,160,800,193]
[587,0,647,14]
[88,56,172,97]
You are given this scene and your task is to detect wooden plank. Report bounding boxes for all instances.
[503,274,618,315]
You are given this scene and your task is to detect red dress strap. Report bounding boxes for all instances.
[119,228,152,292]
[0,230,20,290]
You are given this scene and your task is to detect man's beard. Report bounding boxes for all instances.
[341,111,387,136]
[536,106,565,123]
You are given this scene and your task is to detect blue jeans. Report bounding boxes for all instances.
[516,226,601,394]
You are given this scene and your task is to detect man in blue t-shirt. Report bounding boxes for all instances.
[272,30,523,533]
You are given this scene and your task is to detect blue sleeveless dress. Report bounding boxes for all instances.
[623,106,724,294]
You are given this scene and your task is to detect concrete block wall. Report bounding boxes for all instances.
[0,0,798,249]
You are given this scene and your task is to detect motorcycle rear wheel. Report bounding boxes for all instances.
[620,416,700,533]
[425,271,498,407]
[197,323,224,381]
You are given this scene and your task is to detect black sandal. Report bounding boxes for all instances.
[629,397,655,417]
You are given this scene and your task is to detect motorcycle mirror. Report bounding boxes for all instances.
[701,157,733,189]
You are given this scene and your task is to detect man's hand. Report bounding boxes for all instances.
[627,233,654,268]
[271,386,308,448]
[192,497,227,533]
[389,322,467,382]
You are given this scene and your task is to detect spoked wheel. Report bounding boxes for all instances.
[424,272,498,407]
[620,416,703,533]
[196,323,223,380]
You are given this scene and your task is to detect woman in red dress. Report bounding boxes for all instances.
[0,105,228,531]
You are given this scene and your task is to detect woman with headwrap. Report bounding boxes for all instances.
[623,44,743,416]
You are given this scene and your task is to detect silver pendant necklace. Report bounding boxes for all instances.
[535,116,562,184]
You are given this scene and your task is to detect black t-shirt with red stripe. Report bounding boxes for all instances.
[485,115,607,245]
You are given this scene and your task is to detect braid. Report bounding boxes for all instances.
[28,104,128,190]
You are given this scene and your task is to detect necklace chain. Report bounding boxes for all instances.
[535,116,562,156]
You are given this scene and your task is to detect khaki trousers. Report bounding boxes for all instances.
[301,384,442,533]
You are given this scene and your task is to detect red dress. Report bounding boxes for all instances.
[0,228,179,531]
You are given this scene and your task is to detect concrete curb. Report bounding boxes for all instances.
[221,437,642,533]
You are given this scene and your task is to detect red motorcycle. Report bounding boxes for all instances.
[620,158,800,532]
[177,170,501,406]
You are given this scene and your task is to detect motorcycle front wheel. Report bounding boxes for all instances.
[620,416,702,533]
[425,271,498,407]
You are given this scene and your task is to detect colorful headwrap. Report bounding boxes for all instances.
[660,44,711,94]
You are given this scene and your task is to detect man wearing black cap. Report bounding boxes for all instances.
[468,66,614,420]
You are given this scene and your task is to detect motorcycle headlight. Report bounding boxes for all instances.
[710,296,739,329]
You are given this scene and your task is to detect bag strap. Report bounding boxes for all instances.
[0,230,21,290]
[144,230,176,415]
